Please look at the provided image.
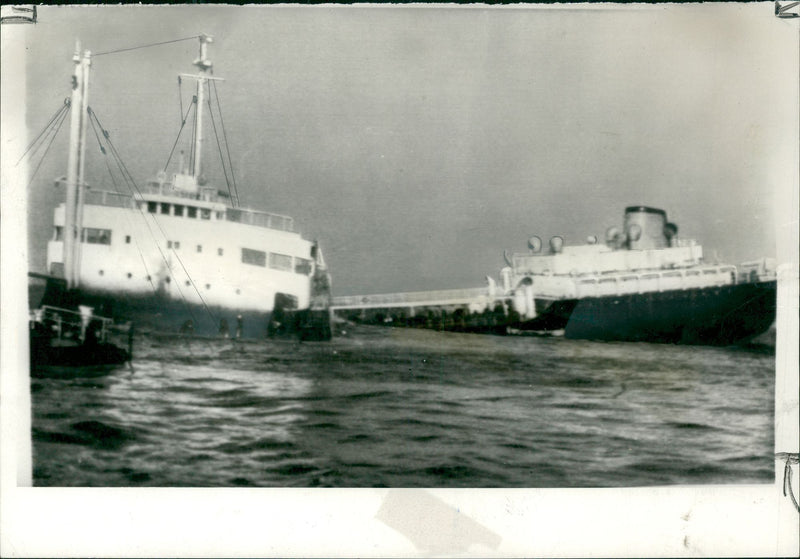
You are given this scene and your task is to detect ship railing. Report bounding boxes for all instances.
[82,187,296,233]
[225,208,294,232]
[139,182,225,202]
[569,265,737,298]
[30,305,115,344]
[83,189,135,209]
[333,287,492,310]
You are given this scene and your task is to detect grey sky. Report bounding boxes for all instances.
[13,4,797,295]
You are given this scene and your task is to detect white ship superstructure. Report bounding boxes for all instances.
[47,180,317,312]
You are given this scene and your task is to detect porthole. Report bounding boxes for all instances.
[165,277,171,284]
[127,273,132,279]
[236,289,241,295]
[185,280,191,286]
[99,270,104,276]
[205,283,211,290]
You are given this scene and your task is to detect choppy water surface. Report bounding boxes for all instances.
[31,325,775,487]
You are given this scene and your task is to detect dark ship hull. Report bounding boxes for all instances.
[345,281,775,346]
[538,280,776,345]
[36,275,332,340]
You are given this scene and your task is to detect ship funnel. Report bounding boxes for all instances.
[624,206,669,250]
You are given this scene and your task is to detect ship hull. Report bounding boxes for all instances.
[338,281,776,346]
[37,283,273,339]
[558,280,776,345]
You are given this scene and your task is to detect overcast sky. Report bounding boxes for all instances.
[9,3,798,295]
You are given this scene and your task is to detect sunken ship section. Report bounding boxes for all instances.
[42,36,331,340]
[333,206,776,346]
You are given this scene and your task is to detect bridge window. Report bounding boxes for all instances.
[241,248,266,267]
[174,204,185,217]
[147,201,157,213]
[83,228,111,245]
[295,258,312,275]
[187,206,197,219]
[53,226,63,241]
[160,203,170,215]
[200,208,211,220]
[269,253,293,272]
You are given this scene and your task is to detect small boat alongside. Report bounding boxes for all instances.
[29,293,131,377]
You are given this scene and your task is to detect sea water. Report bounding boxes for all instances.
[31,325,775,487]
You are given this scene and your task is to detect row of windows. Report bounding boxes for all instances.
[166,241,226,256]
[54,227,113,245]
[140,201,221,221]
[242,247,312,275]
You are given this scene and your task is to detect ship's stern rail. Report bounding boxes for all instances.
[79,188,296,233]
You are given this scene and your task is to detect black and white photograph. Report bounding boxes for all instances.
[1,2,798,556]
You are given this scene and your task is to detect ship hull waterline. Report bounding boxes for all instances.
[37,280,331,340]
[339,281,776,346]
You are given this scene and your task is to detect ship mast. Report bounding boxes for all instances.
[63,41,91,289]
[189,34,214,181]
[174,34,222,190]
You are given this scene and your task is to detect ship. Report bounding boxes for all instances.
[37,35,332,340]
[498,205,776,344]
[332,206,776,346]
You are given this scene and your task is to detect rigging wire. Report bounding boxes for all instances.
[17,99,70,166]
[87,110,161,298]
[211,79,240,207]
[88,117,162,298]
[89,108,200,314]
[25,104,70,189]
[164,99,196,172]
[93,36,200,57]
[94,125,199,325]
[89,108,218,325]
[206,95,235,205]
